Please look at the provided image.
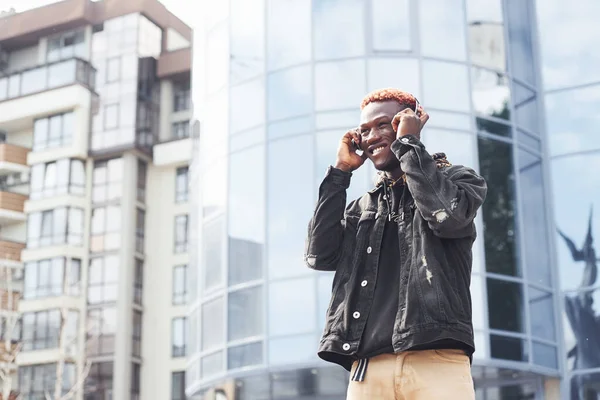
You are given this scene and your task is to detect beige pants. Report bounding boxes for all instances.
[347,350,475,400]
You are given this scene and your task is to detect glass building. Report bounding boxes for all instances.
[187,0,570,398]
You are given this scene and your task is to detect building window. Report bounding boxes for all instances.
[47,29,86,62]
[26,207,84,248]
[173,81,190,112]
[87,362,113,400]
[103,104,120,130]
[88,255,119,305]
[172,265,187,305]
[93,158,123,204]
[174,215,188,253]
[18,363,76,398]
[171,317,187,357]
[30,159,85,199]
[171,121,190,139]
[137,160,147,203]
[175,166,189,203]
[131,363,141,400]
[87,307,117,356]
[33,111,74,151]
[134,259,143,305]
[106,57,121,83]
[21,310,61,350]
[171,371,185,400]
[23,257,81,299]
[136,208,145,254]
[132,311,142,357]
[90,205,121,253]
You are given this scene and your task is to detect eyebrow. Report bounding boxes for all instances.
[359,115,390,129]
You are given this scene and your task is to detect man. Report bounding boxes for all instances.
[304,88,487,399]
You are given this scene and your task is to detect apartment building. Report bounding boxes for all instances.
[0,1,192,399]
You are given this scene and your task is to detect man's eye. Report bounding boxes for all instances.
[360,130,369,136]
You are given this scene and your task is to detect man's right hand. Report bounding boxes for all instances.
[334,129,367,172]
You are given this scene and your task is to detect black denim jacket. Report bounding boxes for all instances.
[304,135,487,371]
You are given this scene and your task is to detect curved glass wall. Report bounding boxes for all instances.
[187,0,559,397]
[538,1,600,398]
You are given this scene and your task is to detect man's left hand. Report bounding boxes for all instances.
[392,105,430,139]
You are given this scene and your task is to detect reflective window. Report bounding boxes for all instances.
[175,166,189,203]
[229,146,265,285]
[532,342,558,369]
[137,160,147,203]
[173,80,191,112]
[228,342,263,369]
[569,372,600,397]
[478,137,518,276]
[21,68,47,95]
[132,312,142,358]
[419,0,467,60]
[472,68,511,121]
[505,0,536,85]
[315,60,366,111]
[518,150,552,287]
[203,217,224,290]
[371,0,411,51]
[47,29,86,62]
[367,59,420,96]
[174,215,188,253]
[563,288,600,371]
[136,208,145,254]
[546,86,600,156]
[476,117,512,138]
[18,363,77,399]
[513,83,540,134]
[421,130,476,169]
[228,286,263,341]
[529,287,556,341]
[201,351,224,378]
[269,334,315,365]
[173,265,187,305]
[551,154,600,291]
[315,110,359,131]
[171,371,186,400]
[92,158,123,204]
[536,0,600,89]
[427,111,472,131]
[88,255,119,305]
[490,335,527,362]
[487,279,525,333]
[313,0,365,59]
[201,158,227,217]
[269,278,316,336]
[230,0,264,83]
[21,309,61,350]
[171,121,190,139]
[230,78,265,134]
[268,65,312,121]
[90,205,121,253]
[231,126,265,152]
[134,259,143,305]
[87,307,117,356]
[466,0,506,70]
[268,116,312,140]
[315,129,370,202]
[518,130,541,152]
[422,61,470,112]
[33,111,74,151]
[30,159,85,199]
[267,0,311,70]
[27,207,84,248]
[106,57,120,82]
[172,317,187,357]
[201,297,224,350]
[268,135,314,279]
[86,362,113,400]
[104,103,119,130]
[24,258,81,299]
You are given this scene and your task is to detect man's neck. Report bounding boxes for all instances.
[383,167,404,182]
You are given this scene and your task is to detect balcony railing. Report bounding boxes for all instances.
[0,57,96,102]
[0,191,27,213]
[0,240,25,262]
[0,143,29,166]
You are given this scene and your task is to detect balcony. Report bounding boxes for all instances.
[0,191,27,225]
[0,240,25,264]
[0,143,29,176]
[0,58,96,127]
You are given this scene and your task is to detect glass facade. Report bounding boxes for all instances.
[537,1,600,398]
[189,0,564,398]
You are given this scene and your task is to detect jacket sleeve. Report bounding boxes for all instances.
[391,135,487,238]
[304,166,355,271]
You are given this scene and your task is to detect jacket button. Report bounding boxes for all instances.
[342,343,350,351]
[361,280,368,287]
[375,213,379,219]
[353,311,360,319]
[366,246,372,254]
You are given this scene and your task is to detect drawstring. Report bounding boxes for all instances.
[351,358,369,382]
[382,178,406,222]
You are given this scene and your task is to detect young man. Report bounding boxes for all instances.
[305,88,487,399]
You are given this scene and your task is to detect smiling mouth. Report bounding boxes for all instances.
[371,145,387,156]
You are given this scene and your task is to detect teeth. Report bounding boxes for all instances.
[373,146,385,155]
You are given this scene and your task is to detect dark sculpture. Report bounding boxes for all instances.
[558,208,600,399]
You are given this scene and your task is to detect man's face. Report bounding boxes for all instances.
[359,100,406,172]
